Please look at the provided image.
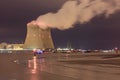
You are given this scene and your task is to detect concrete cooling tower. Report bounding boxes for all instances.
[24,24,54,49]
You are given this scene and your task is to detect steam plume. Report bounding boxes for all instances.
[28,0,120,30]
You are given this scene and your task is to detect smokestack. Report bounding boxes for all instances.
[24,23,54,49]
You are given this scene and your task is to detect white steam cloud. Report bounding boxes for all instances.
[28,0,120,30]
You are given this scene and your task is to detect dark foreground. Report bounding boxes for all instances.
[0,52,120,80]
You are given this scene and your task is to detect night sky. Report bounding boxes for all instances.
[0,0,120,49]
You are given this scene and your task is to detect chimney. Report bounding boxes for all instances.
[24,24,54,49]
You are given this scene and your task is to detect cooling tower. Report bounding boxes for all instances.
[24,24,54,49]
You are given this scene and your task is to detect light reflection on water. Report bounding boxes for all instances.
[28,56,46,73]
[28,56,37,74]
[1,53,120,80]
[27,56,48,80]
[28,56,39,80]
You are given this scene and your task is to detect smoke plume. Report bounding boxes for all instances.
[28,0,120,30]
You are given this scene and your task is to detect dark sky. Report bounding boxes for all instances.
[0,0,120,49]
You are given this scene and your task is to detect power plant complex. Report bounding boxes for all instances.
[24,23,54,49]
[0,23,54,50]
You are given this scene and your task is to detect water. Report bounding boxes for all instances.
[0,52,120,80]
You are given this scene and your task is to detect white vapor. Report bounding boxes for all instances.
[28,0,120,30]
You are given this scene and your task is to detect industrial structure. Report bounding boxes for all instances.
[24,24,54,49]
[0,42,23,50]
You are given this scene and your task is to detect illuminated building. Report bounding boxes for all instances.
[24,24,54,49]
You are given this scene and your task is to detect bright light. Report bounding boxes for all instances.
[33,48,36,52]
[57,48,62,50]
[57,48,74,51]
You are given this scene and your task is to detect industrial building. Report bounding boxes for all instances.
[24,23,54,49]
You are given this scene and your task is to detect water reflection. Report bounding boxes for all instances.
[32,56,37,74]
[28,56,39,80]
[28,56,37,74]
[28,56,46,73]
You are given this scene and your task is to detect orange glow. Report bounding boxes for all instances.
[37,22,47,27]
[33,56,37,69]
[27,20,37,26]
[27,20,47,27]
[28,56,37,74]
[31,56,37,74]
[27,20,49,29]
